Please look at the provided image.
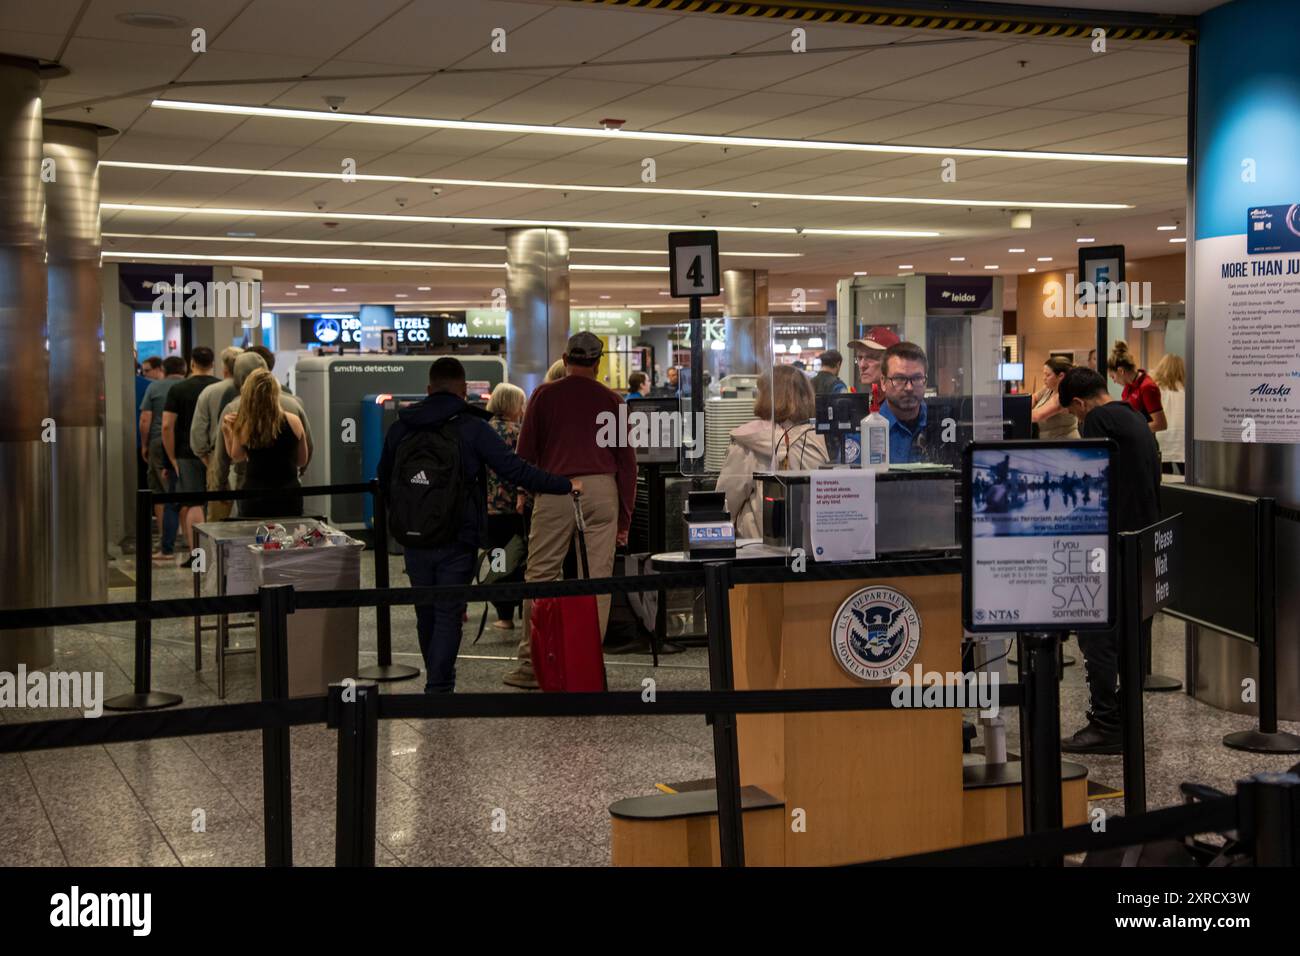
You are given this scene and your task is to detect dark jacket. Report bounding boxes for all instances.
[811,369,847,395]
[377,392,572,549]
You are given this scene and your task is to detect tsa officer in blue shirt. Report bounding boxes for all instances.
[877,341,952,465]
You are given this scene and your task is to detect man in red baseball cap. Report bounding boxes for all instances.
[846,326,901,412]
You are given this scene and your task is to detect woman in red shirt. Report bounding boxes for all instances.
[1107,340,1166,434]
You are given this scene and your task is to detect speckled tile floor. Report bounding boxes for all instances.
[1,551,1295,866]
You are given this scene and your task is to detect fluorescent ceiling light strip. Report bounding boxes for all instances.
[100,159,1133,210]
[104,250,667,271]
[101,202,939,238]
[101,232,800,257]
[150,100,1187,167]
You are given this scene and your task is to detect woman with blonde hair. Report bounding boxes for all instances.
[221,368,307,517]
[1153,353,1186,474]
[1108,340,1167,434]
[544,359,566,383]
[715,364,828,538]
[483,382,529,627]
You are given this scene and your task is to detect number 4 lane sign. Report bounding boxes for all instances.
[668,230,720,299]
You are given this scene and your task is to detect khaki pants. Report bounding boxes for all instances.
[515,474,619,668]
[205,454,233,523]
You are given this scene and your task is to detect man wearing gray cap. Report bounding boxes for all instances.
[504,332,637,689]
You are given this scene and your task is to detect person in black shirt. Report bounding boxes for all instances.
[162,347,220,563]
[1056,367,1161,754]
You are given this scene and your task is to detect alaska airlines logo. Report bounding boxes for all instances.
[1250,383,1292,396]
[830,586,921,682]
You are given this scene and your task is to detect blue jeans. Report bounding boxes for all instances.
[403,543,476,693]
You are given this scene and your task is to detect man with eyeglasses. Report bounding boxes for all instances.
[878,341,952,465]
[846,326,899,411]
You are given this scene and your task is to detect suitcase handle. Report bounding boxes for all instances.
[571,492,591,580]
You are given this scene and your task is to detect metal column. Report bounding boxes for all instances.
[504,227,570,396]
[0,55,51,669]
[44,119,111,606]
[722,268,770,377]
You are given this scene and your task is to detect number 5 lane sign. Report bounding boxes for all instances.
[668,230,720,299]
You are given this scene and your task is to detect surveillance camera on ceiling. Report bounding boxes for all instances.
[313,199,327,211]
[395,197,408,208]
[323,96,346,112]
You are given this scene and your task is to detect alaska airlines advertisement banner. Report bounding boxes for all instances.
[1193,226,1300,443]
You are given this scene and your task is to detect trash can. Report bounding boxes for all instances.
[250,533,364,698]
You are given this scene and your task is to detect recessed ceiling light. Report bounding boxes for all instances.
[1170,237,1186,243]
[100,159,1134,211]
[1028,268,1037,273]
[332,287,347,292]
[417,286,431,291]
[116,12,187,29]
[949,257,965,262]
[101,202,938,239]
[853,271,867,275]
[1008,248,1025,253]
[658,291,670,295]
[284,292,298,296]
[395,293,408,297]
[1037,257,1052,262]
[599,295,611,299]
[1077,238,1096,243]
[984,265,999,270]
[898,264,913,269]
[150,101,1188,167]
[294,284,310,289]
[226,231,256,238]
[1157,225,1177,231]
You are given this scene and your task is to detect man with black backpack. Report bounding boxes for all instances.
[378,358,578,693]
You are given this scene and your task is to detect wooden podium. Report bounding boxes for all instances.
[610,567,1088,866]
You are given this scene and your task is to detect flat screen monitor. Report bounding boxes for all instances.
[815,392,873,464]
[997,362,1024,381]
[625,397,683,465]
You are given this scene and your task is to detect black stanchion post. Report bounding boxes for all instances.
[105,489,183,712]
[1242,772,1300,866]
[1018,631,1064,862]
[259,583,295,867]
[357,479,418,682]
[330,679,379,867]
[1119,533,1148,814]
[703,560,745,868]
[1224,498,1300,753]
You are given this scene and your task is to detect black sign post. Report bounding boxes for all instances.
[1140,513,1182,692]
[668,231,719,467]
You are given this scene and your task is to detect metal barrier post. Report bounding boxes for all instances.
[1225,499,1300,753]
[357,479,419,682]
[105,489,183,711]
[1018,631,1064,862]
[259,583,295,867]
[703,561,745,868]
[330,679,379,867]
[1243,772,1300,866]
[1119,534,1148,814]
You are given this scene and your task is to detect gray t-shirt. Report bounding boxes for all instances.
[139,377,180,445]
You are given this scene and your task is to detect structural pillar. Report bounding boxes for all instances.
[504,227,570,396]
[0,55,51,668]
[722,268,770,376]
[45,119,110,606]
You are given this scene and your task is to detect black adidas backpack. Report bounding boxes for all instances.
[388,417,468,548]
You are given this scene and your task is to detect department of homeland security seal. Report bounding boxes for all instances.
[830,586,921,682]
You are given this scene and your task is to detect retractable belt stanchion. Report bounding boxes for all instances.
[1225,497,1300,753]
[703,560,745,868]
[1243,772,1300,866]
[105,489,184,712]
[330,679,380,867]
[1118,532,1148,814]
[1018,631,1065,865]
[357,479,419,682]
[259,583,295,867]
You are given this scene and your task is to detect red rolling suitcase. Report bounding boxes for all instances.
[530,494,606,692]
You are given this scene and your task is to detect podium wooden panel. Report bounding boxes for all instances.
[731,573,965,865]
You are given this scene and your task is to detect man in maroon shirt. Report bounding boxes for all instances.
[503,332,638,689]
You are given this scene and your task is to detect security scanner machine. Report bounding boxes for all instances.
[293,354,506,528]
[613,310,1088,866]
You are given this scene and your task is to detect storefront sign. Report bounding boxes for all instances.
[571,309,641,336]
[1138,513,1181,620]
[963,440,1116,632]
[809,471,876,562]
[393,315,431,344]
[302,314,361,345]
[925,276,993,312]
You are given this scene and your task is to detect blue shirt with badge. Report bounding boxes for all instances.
[879,400,928,464]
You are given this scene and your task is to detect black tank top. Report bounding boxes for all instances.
[242,417,303,518]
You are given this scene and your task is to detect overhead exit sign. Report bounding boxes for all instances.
[571,309,640,336]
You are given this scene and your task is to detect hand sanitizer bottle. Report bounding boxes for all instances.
[861,410,889,471]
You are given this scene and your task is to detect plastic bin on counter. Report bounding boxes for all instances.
[250,527,364,698]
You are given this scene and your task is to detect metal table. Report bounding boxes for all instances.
[193,518,328,699]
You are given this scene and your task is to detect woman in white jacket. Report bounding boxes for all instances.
[715,364,829,539]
